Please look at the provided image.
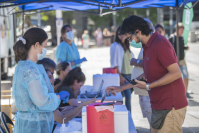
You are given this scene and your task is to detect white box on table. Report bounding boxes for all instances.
[82,105,129,133]
[93,74,120,92]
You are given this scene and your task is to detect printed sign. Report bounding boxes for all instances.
[99,111,108,124]
[182,2,194,45]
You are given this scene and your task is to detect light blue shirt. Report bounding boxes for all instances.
[55,41,80,69]
[12,60,60,133]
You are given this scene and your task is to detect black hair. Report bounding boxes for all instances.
[155,24,165,31]
[56,62,70,75]
[115,26,130,52]
[54,67,85,93]
[60,25,72,42]
[120,15,153,36]
[36,58,56,71]
[45,69,50,73]
[13,28,48,63]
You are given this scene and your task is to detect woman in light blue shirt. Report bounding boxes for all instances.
[12,28,68,133]
[55,25,86,69]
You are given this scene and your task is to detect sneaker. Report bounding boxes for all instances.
[186,92,193,99]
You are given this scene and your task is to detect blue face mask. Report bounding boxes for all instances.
[37,48,47,61]
[66,31,74,41]
[129,39,142,48]
[129,32,142,48]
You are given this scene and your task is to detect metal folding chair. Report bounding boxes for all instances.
[0,124,6,133]
[1,90,15,133]
[0,112,14,133]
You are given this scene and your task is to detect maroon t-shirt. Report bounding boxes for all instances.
[143,32,188,110]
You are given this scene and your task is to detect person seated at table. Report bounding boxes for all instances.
[37,58,81,107]
[54,67,85,107]
[54,62,71,86]
[45,68,95,124]
[37,58,57,88]
[37,58,57,74]
[37,59,96,124]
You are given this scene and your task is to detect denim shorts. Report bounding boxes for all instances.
[139,95,152,123]
[180,64,189,79]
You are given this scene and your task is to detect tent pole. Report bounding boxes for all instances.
[176,8,180,62]
[118,0,122,6]
[169,9,173,35]
[37,10,41,28]
[0,28,1,112]
[22,5,25,35]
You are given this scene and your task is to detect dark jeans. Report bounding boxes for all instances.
[121,74,132,113]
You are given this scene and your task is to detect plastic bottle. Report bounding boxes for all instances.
[60,118,67,133]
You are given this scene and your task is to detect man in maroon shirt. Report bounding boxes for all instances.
[106,15,188,133]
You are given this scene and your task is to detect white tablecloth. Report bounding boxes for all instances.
[53,111,137,133]
[77,92,123,102]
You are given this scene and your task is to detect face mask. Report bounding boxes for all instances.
[129,40,142,48]
[129,32,142,48]
[66,31,74,41]
[37,48,47,60]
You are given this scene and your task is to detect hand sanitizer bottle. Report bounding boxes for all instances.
[60,118,67,133]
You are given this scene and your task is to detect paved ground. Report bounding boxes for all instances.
[2,41,199,133]
[78,42,199,133]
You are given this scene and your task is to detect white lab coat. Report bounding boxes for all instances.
[110,42,134,73]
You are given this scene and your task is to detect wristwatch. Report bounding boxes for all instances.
[137,60,140,66]
[146,84,150,91]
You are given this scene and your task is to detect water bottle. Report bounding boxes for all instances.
[60,118,68,133]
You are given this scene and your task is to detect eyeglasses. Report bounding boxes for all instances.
[127,34,133,41]
[45,69,54,75]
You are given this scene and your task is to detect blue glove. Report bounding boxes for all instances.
[56,91,70,100]
[74,57,87,65]
[62,97,69,104]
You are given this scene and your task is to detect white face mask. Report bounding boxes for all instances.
[66,31,74,41]
[37,48,47,60]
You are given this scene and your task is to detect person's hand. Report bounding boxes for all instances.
[82,98,96,106]
[120,75,126,86]
[184,46,189,50]
[134,79,147,89]
[62,98,69,104]
[74,57,87,65]
[130,58,138,66]
[105,86,123,96]
[56,91,70,100]
[74,59,82,65]
[81,57,87,62]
